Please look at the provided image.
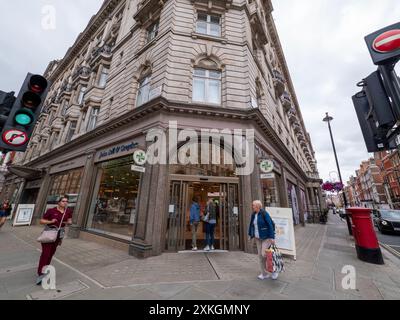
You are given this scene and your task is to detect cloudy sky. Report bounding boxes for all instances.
[1,0,399,183]
[273,0,400,183]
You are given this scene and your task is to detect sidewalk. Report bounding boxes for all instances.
[1,213,400,300]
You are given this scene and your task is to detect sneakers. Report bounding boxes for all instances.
[257,274,270,280]
[36,274,46,286]
[258,273,279,280]
[211,245,215,251]
[204,245,210,251]
[192,247,198,251]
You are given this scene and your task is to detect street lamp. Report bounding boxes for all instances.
[323,112,353,235]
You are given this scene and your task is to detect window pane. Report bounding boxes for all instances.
[198,13,207,21]
[196,21,207,34]
[98,69,109,87]
[209,70,221,79]
[208,80,221,104]
[210,16,220,24]
[193,78,206,102]
[194,69,206,77]
[209,24,221,37]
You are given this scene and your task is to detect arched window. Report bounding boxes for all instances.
[193,58,221,105]
[136,66,152,107]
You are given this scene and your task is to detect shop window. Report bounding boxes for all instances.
[196,13,221,37]
[47,168,83,213]
[87,156,141,240]
[193,68,221,105]
[137,75,151,106]
[262,177,280,208]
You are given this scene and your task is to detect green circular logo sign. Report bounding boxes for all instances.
[133,150,147,166]
[260,160,274,173]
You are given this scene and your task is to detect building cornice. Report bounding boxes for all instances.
[26,97,311,182]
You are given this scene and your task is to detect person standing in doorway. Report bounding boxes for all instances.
[36,196,73,285]
[190,197,201,251]
[248,200,278,280]
[0,200,12,230]
[204,199,217,251]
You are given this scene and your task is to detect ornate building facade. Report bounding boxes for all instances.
[2,0,322,257]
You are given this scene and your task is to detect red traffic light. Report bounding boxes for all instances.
[29,75,48,94]
[22,92,41,109]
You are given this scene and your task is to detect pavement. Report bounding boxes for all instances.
[0,213,400,300]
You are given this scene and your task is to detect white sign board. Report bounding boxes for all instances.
[266,207,297,260]
[13,204,35,227]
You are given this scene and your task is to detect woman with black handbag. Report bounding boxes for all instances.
[36,196,73,285]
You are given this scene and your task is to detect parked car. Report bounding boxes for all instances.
[373,210,400,234]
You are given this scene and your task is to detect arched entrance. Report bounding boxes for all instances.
[165,141,243,252]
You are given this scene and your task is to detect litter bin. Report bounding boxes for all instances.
[346,208,384,265]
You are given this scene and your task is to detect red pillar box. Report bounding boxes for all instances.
[346,208,384,265]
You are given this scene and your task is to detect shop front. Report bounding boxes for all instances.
[84,139,145,242]
[165,142,243,252]
[86,155,141,241]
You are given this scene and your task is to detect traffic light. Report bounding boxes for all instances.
[0,74,49,152]
[352,70,398,153]
[0,91,16,134]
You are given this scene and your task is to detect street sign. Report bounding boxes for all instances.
[365,22,400,65]
[2,129,28,147]
[373,29,400,53]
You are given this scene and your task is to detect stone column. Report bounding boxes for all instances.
[130,162,169,258]
[68,151,96,238]
[241,173,255,254]
[280,167,290,208]
[32,170,52,225]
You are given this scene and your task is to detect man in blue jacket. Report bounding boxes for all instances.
[190,197,201,251]
[248,200,278,280]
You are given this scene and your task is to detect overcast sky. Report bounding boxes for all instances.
[1,0,399,183]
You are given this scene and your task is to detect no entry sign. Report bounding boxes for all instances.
[365,22,400,65]
[373,29,400,53]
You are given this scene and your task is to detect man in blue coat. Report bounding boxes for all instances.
[248,200,278,280]
[190,197,201,251]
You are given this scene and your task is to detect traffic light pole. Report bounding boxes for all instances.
[323,113,353,236]
[379,65,400,119]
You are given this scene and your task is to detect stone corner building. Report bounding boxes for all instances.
[2,0,323,258]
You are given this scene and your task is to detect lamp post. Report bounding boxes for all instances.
[323,112,353,235]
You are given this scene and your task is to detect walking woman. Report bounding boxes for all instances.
[0,200,12,230]
[248,200,278,280]
[36,196,72,285]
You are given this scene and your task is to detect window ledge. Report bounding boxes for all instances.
[191,32,227,44]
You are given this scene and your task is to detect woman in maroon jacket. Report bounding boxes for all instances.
[36,196,73,285]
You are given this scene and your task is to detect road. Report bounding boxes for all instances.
[375,227,400,256]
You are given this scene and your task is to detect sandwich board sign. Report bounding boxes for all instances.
[266,207,297,260]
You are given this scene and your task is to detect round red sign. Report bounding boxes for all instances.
[373,29,400,53]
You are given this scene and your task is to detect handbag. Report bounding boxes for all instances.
[265,244,285,274]
[37,209,67,244]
